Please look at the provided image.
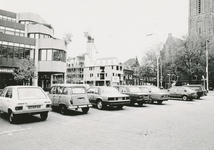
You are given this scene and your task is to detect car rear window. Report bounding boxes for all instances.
[18,87,47,100]
[70,87,86,94]
[101,87,120,94]
[128,87,142,92]
[186,86,200,90]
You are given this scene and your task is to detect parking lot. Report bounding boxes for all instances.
[0,92,214,150]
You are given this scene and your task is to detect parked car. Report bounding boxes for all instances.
[138,86,169,104]
[168,86,197,101]
[114,85,150,106]
[183,84,207,99]
[0,86,52,124]
[87,86,130,110]
[48,84,92,115]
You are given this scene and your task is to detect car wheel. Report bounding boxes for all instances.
[97,100,104,110]
[60,105,67,115]
[137,102,143,106]
[182,95,188,101]
[130,100,135,106]
[8,110,16,124]
[157,101,163,104]
[117,105,123,109]
[197,96,201,99]
[40,112,48,121]
[82,107,89,114]
[150,98,154,104]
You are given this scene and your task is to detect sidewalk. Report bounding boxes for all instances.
[207,90,214,96]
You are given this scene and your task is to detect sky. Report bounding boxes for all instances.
[1,0,189,63]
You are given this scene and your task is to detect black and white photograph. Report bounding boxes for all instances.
[0,0,214,149]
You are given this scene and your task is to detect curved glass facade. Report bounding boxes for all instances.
[39,49,66,62]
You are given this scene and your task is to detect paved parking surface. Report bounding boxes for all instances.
[0,91,214,150]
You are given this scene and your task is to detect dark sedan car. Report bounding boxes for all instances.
[168,86,197,101]
[139,86,169,104]
[183,84,207,99]
[114,85,150,106]
[87,86,130,110]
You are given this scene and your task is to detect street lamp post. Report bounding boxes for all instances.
[206,39,209,91]
[146,33,162,88]
[157,56,159,88]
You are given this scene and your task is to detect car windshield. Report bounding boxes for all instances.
[183,87,193,91]
[100,87,120,94]
[128,87,142,92]
[187,86,200,90]
[140,87,150,92]
[70,87,86,94]
[18,87,47,100]
[150,87,160,92]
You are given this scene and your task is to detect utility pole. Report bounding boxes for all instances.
[206,39,209,91]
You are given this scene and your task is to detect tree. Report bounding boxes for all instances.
[174,33,206,83]
[12,56,37,85]
[140,44,161,83]
[63,32,72,45]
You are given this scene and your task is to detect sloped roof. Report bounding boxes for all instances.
[123,57,140,67]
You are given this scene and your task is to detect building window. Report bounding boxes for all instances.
[39,49,66,62]
[47,49,52,60]
[1,45,7,58]
[8,46,14,58]
[41,50,47,60]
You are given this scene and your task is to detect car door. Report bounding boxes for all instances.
[169,87,177,98]
[0,88,7,111]
[176,87,183,98]
[48,86,57,106]
[1,88,12,112]
[59,87,70,106]
[55,86,64,106]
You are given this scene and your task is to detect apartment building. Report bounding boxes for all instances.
[84,57,123,86]
[0,9,67,90]
[66,54,86,84]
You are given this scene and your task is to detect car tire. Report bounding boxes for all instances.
[150,98,154,104]
[157,101,163,104]
[60,105,67,115]
[117,105,123,109]
[8,110,16,124]
[130,100,135,106]
[137,102,143,106]
[40,112,48,121]
[97,100,104,110]
[182,95,188,101]
[197,96,201,99]
[82,107,89,114]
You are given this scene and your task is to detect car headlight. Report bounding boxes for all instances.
[15,106,23,110]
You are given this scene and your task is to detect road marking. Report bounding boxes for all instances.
[0,128,32,135]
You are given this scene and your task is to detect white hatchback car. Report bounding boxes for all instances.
[0,86,52,124]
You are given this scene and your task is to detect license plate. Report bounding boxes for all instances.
[79,99,85,103]
[118,97,122,100]
[28,105,41,109]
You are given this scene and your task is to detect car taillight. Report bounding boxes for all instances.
[46,104,51,108]
[15,106,23,110]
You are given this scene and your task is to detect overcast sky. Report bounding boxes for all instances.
[1,0,189,63]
